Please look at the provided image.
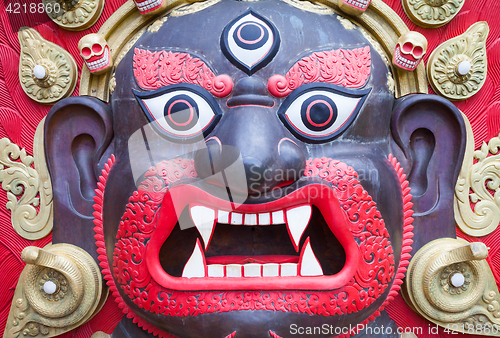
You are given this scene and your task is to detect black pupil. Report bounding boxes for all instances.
[310,102,331,124]
[169,101,191,124]
[164,94,199,132]
[241,24,262,42]
[300,95,337,132]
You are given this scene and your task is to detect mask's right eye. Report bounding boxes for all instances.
[133,84,222,140]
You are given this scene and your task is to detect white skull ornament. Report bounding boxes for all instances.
[338,0,371,16]
[393,31,428,71]
[133,0,167,15]
[78,34,113,75]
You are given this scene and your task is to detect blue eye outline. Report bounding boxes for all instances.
[133,83,222,141]
[277,83,371,144]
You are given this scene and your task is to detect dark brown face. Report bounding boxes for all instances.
[40,0,469,333]
[103,0,406,336]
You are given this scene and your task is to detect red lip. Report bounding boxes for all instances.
[146,184,359,291]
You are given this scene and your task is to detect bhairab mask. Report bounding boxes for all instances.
[44,0,466,336]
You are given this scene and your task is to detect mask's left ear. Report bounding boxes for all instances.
[390,94,466,254]
[45,96,114,261]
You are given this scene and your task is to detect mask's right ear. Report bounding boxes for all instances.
[390,94,466,254]
[45,96,113,261]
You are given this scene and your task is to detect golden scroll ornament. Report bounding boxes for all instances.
[455,112,500,237]
[0,119,53,240]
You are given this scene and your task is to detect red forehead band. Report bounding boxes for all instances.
[268,46,371,97]
[133,47,233,98]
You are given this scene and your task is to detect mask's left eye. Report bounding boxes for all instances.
[133,84,222,140]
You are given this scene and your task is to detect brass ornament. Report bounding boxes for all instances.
[0,119,53,240]
[336,15,356,29]
[18,28,77,105]
[455,112,500,237]
[42,0,105,31]
[427,22,489,101]
[90,332,111,338]
[406,238,500,336]
[171,0,223,17]
[3,244,103,338]
[80,0,427,101]
[147,15,168,32]
[402,0,465,28]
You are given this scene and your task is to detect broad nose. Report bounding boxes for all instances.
[194,76,306,196]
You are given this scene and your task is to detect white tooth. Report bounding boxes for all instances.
[244,214,257,225]
[272,210,284,224]
[230,212,243,225]
[263,263,279,277]
[244,263,261,277]
[208,264,225,277]
[299,240,323,276]
[285,205,312,250]
[258,213,270,225]
[226,264,242,277]
[190,206,216,249]
[182,240,206,278]
[280,263,298,277]
[218,210,230,224]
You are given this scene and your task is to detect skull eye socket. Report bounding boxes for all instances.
[413,46,423,57]
[402,42,413,53]
[92,44,103,54]
[81,47,92,57]
[133,84,222,140]
[277,83,371,143]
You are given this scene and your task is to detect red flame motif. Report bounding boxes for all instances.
[268,46,371,97]
[133,48,233,98]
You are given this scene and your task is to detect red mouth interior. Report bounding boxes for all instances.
[159,206,346,277]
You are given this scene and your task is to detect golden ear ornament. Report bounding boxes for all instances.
[3,244,104,338]
[406,238,500,336]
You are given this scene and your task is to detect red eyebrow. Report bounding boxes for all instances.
[267,46,371,97]
[133,48,233,98]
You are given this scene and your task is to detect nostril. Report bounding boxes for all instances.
[244,157,266,187]
[227,76,275,107]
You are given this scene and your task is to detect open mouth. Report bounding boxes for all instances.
[394,46,418,71]
[134,0,163,13]
[146,184,359,291]
[342,0,370,10]
[86,48,109,72]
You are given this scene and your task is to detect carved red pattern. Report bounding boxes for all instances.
[224,332,236,338]
[94,155,413,338]
[335,154,414,338]
[133,48,233,98]
[267,46,371,97]
[269,330,282,338]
